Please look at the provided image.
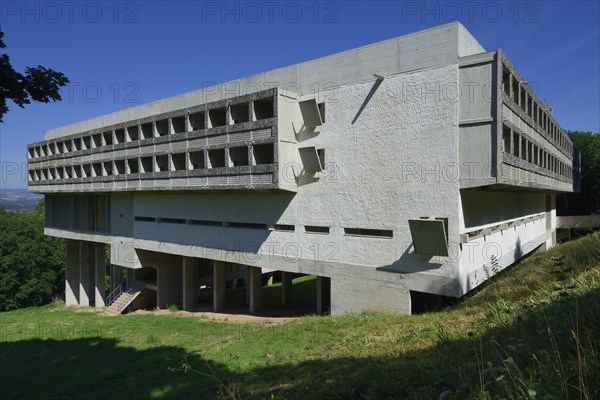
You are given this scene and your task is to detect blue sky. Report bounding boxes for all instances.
[1,0,598,188]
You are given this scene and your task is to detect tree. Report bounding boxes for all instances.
[560,131,600,215]
[0,200,66,310]
[0,28,69,123]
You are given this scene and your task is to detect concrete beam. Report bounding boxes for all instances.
[65,239,80,306]
[281,271,292,305]
[316,276,331,315]
[94,243,106,307]
[248,266,262,313]
[213,260,226,311]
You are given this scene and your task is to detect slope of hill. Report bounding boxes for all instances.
[1,233,598,399]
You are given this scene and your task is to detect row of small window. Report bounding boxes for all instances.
[28,144,274,182]
[133,216,394,238]
[502,125,573,180]
[27,98,275,160]
[502,66,572,156]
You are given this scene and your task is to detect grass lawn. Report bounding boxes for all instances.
[1,233,599,399]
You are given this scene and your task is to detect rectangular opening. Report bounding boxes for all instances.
[82,164,91,177]
[34,170,40,181]
[155,155,168,172]
[27,170,34,181]
[47,169,54,180]
[344,228,393,238]
[512,77,519,104]
[141,123,153,139]
[502,125,511,153]
[521,139,527,161]
[156,119,169,136]
[229,146,249,166]
[189,151,205,170]
[73,139,81,151]
[502,67,510,96]
[512,132,520,158]
[527,142,533,163]
[103,161,113,176]
[305,225,329,234]
[140,157,153,173]
[533,145,538,165]
[127,158,139,174]
[527,96,533,118]
[172,116,186,134]
[227,221,268,230]
[115,159,126,175]
[46,144,54,156]
[92,163,102,177]
[64,140,72,153]
[39,169,46,181]
[209,107,227,127]
[72,166,81,179]
[114,129,125,144]
[103,131,113,146]
[92,133,102,148]
[82,136,90,150]
[127,126,139,142]
[208,148,226,168]
[189,112,205,131]
[520,90,526,112]
[63,166,72,179]
[134,216,156,222]
[158,217,186,225]
[171,152,186,171]
[55,168,63,179]
[230,103,249,124]
[28,148,35,159]
[318,102,326,123]
[253,143,274,165]
[189,219,222,227]
[253,98,274,120]
[270,224,295,232]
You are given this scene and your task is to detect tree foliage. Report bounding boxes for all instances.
[0,200,65,311]
[562,131,600,214]
[0,28,69,123]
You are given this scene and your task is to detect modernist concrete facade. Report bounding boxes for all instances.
[27,23,577,315]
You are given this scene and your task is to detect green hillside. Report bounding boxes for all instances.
[1,233,598,399]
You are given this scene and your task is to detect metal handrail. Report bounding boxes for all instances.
[105,284,122,306]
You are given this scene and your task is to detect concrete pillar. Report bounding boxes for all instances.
[183,256,196,311]
[94,243,106,307]
[157,260,183,309]
[244,266,250,305]
[79,241,93,307]
[248,266,262,313]
[65,239,80,306]
[213,260,226,312]
[316,276,331,315]
[126,268,135,289]
[545,193,557,249]
[110,265,123,292]
[281,271,292,305]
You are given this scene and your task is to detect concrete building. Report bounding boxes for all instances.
[26,23,577,315]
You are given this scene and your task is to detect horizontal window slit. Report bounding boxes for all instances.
[305,226,330,234]
[134,216,156,222]
[344,228,393,238]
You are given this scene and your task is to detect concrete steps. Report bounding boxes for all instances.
[104,282,144,315]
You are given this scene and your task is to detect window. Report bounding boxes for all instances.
[114,129,125,144]
[344,228,393,238]
[127,126,139,142]
[253,98,274,120]
[127,159,139,174]
[209,107,227,127]
[253,143,274,165]
[502,125,511,153]
[155,155,168,172]
[229,146,249,167]
[502,67,510,96]
[141,123,153,139]
[512,132,520,157]
[305,226,329,234]
[172,116,186,134]
[189,112,205,130]
[156,120,169,136]
[115,160,126,175]
[171,153,186,171]
[103,131,113,145]
[230,103,250,124]
[208,148,225,168]
[140,157,153,173]
[189,151,205,170]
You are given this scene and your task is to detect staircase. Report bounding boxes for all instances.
[105,282,145,315]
